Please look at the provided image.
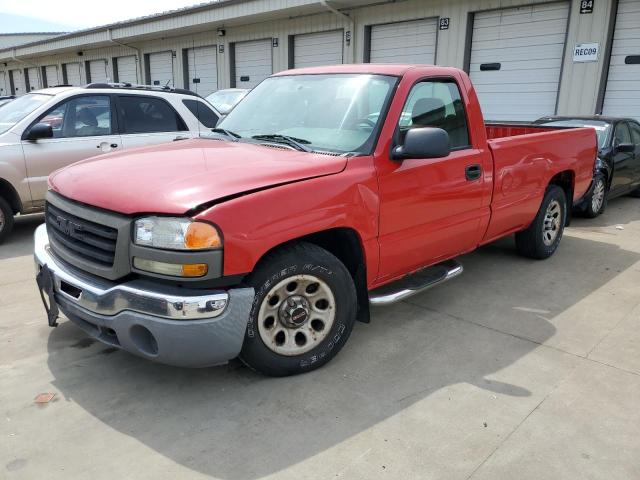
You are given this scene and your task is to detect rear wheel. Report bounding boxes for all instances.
[630,185,640,198]
[240,242,357,376]
[583,173,607,218]
[0,196,15,245]
[516,185,566,259]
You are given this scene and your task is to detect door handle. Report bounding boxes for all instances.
[465,164,482,181]
[110,143,118,148]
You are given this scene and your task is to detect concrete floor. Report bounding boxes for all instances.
[1,198,640,480]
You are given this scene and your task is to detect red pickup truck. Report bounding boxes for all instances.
[34,65,596,376]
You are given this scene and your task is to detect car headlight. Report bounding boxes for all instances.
[134,217,222,250]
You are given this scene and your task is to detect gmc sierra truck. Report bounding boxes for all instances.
[34,65,597,376]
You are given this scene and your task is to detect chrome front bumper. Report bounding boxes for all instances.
[34,224,254,367]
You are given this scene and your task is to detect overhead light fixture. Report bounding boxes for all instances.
[217,28,226,37]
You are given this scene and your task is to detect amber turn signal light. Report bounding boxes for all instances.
[185,222,222,250]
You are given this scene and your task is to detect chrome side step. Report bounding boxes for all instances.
[369,259,463,306]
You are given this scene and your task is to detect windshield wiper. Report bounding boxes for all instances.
[251,134,313,152]
[211,128,241,142]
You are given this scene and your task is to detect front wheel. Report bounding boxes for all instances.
[583,173,607,218]
[516,185,567,259]
[0,196,15,245]
[240,242,357,376]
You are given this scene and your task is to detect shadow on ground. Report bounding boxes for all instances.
[0,213,44,260]
[43,230,640,479]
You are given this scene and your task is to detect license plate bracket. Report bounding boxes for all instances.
[36,264,59,327]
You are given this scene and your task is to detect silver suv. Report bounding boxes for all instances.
[0,84,221,242]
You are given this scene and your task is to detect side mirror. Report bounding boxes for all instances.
[26,123,54,141]
[392,127,450,160]
[615,142,635,154]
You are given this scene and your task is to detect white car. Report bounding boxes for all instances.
[205,88,249,115]
[0,84,221,241]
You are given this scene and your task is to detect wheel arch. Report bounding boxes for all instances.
[0,178,23,214]
[252,227,371,323]
[547,170,574,225]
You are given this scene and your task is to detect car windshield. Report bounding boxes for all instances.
[0,94,51,135]
[538,119,611,149]
[217,74,398,154]
[206,90,249,114]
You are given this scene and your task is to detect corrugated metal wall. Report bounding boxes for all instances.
[0,0,616,116]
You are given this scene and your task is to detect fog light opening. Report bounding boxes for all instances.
[130,325,158,356]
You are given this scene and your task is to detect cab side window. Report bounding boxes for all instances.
[399,80,470,149]
[118,96,187,134]
[629,122,640,148]
[614,123,632,146]
[37,95,112,138]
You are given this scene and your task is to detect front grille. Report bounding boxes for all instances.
[45,202,118,267]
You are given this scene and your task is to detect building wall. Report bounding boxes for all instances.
[0,0,619,116]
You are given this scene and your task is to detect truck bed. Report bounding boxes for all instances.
[486,123,561,139]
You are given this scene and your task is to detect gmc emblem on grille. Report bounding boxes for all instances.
[55,215,83,238]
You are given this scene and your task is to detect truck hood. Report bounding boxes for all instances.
[49,139,347,215]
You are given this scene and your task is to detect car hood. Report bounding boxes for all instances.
[49,138,347,215]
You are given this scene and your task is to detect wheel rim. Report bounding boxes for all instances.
[591,179,605,213]
[542,199,562,246]
[257,274,336,356]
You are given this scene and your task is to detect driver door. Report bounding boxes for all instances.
[21,95,121,204]
[610,122,634,194]
[375,78,491,282]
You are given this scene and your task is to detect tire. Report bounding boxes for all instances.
[515,185,567,260]
[0,196,15,245]
[240,242,357,376]
[582,173,607,218]
[630,186,640,198]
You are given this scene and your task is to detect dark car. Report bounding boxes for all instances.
[535,115,640,217]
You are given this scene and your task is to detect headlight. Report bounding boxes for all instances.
[134,217,222,250]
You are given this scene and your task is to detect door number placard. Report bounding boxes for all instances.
[439,18,450,30]
[573,43,599,62]
[580,0,594,14]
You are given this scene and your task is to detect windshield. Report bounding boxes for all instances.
[0,94,51,135]
[218,74,398,154]
[538,119,611,149]
[206,89,249,114]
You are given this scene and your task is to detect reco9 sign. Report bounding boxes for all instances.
[573,43,599,62]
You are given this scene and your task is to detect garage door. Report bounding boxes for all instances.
[234,39,272,89]
[44,65,59,87]
[369,19,437,64]
[88,60,109,83]
[10,69,26,95]
[469,2,569,121]
[602,0,640,120]
[293,30,343,68]
[148,51,174,87]
[0,71,7,95]
[186,45,218,96]
[64,62,83,86]
[115,56,138,84]
[27,67,42,91]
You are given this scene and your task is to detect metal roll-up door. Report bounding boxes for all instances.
[369,18,437,64]
[293,30,343,68]
[0,71,7,95]
[234,39,272,89]
[27,67,42,91]
[10,69,26,95]
[469,2,570,121]
[64,62,83,86]
[45,65,59,87]
[148,51,174,87]
[115,56,138,84]
[186,45,218,96]
[602,0,640,120]
[89,59,109,83]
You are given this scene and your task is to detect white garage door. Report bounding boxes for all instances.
[64,62,83,86]
[149,51,174,87]
[294,30,343,68]
[27,67,42,91]
[45,65,59,87]
[89,60,109,83]
[11,69,26,95]
[370,19,438,64]
[469,2,569,121]
[234,39,272,89]
[602,0,640,120]
[186,45,218,96]
[115,56,138,84]
[0,71,7,95]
